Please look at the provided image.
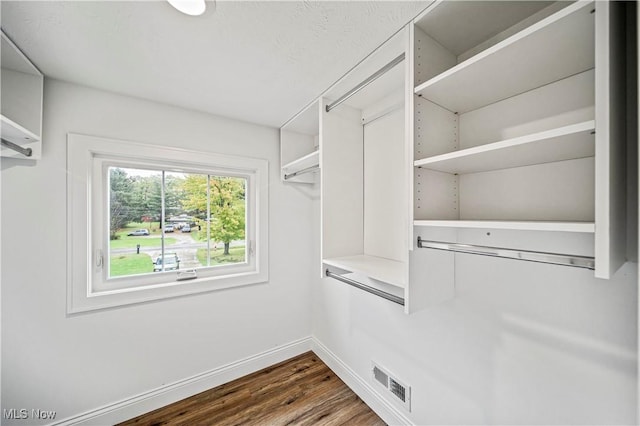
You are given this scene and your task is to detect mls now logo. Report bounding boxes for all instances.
[3,409,28,420]
[3,408,56,420]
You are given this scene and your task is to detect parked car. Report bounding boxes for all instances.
[181,225,191,233]
[153,253,180,272]
[127,229,149,236]
[164,225,174,233]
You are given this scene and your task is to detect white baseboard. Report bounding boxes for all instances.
[53,337,312,426]
[52,336,409,426]
[311,337,413,426]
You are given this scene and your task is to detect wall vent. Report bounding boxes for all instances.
[390,378,407,403]
[371,362,411,412]
[373,365,389,388]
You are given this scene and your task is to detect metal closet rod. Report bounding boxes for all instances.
[325,53,405,113]
[325,269,405,306]
[417,237,595,270]
[1,138,32,157]
[283,164,319,180]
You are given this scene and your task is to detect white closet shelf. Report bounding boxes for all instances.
[414,121,595,174]
[323,255,406,288]
[282,150,319,171]
[1,114,39,145]
[0,115,40,149]
[282,150,319,182]
[414,220,595,233]
[413,1,594,113]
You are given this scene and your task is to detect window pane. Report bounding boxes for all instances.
[108,168,248,280]
[163,171,202,271]
[182,175,248,268]
[108,167,163,278]
[206,176,247,266]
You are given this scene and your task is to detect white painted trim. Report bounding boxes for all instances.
[52,337,312,426]
[50,336,411,426]
[67,133,270,313]
[311,338,413,426]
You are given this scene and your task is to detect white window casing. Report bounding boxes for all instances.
[67,133,269,313]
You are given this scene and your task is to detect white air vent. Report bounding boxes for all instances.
[371,362,411,412]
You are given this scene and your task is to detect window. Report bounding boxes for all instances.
[106,167,248,280]
[67,134,268,313]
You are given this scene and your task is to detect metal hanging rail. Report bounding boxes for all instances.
[417,237,595,270]
[325,269,405,306]
[283,164,319,181]
[1,138,32,157]
[325,53,405,113]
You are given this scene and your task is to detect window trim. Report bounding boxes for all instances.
[67,133,269,313]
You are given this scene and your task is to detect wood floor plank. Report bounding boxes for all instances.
[119,351,385,426]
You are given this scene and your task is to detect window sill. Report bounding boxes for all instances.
[69,269,268,314]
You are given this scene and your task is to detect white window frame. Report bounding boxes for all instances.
[67,133,269,313]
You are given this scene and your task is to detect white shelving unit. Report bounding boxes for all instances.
[1,30,43,160]
[280,100,320,184]
[319,29,420,310]
[414,2,595,114]
[282,150,319,182]
[279,0,632,313]
[411,0,630,279]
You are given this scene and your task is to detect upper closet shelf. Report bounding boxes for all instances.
[414,121,595,174]
[323,255,406,289]
[282,150,319,181]
[1,115,39,144]
[414,1,594,113]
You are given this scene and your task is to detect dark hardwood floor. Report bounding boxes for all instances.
[119,351,386,426]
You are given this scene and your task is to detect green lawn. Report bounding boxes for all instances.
[189,229,204,241]
[110,253,154,277]
[196,246,246,266]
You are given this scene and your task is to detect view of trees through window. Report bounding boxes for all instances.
[108,167,247,278]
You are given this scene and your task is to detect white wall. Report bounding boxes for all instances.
[0,79,313,424]
[313,198,638,424]
[1,78,636,426]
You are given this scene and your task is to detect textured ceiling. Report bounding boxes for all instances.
[1,1,429,128]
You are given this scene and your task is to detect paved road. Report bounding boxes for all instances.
[111,232,243,269]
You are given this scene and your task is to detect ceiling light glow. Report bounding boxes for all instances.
[167,0,206,16]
